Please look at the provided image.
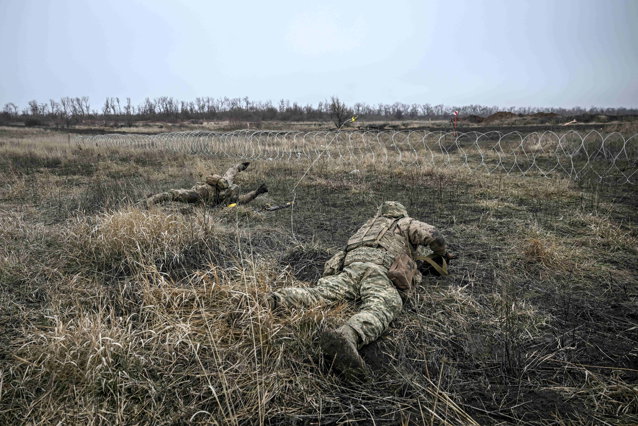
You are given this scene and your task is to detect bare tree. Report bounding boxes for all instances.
[60,97,72,127]
[28,100,41,116]
[329,97,353,129]
[3,103,18,116]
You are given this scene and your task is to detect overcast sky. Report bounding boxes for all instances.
[1,0,636,110]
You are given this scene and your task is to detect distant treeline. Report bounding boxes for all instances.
[2,96,637,128]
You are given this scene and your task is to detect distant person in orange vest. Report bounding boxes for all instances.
[451,110,459,135]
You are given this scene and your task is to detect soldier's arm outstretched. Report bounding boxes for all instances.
[402,219,447,255]
[222,162,251,186]
[237,183,268,205]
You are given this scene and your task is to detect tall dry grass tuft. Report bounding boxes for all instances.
[575,211,638,252]
[63,207,232,280]
[5,255,488,424]
[523,237,560,266]
[517,225,577,271]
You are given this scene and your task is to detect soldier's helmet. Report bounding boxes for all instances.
[378,201,407,218]
[205,174,230,190]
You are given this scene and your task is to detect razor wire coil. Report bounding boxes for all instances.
[76,130,638,184]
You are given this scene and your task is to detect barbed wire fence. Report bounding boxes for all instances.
[77,130,637,185]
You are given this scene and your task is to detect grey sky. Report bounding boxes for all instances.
[1,0,636,110]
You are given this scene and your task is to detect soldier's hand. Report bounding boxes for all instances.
[416,259,429,276]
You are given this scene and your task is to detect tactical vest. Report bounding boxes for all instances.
[344,215,410,267]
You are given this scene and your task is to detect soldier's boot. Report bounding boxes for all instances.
[239,161,250,171]
[261,292,286,316]
[256,183,268,195]
[319,325,368,378]
[261,292,277,310]
[145,192,172,207]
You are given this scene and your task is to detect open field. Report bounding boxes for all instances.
[77,128,637,185]
[0,126,636,424]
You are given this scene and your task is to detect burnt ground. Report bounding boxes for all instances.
[0,128,636,424]
[258,165,638,423]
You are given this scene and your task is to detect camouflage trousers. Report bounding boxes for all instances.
[146,184,239,206]
[146,162,262,207]
[146,184,261,207]
[273,262,403,347]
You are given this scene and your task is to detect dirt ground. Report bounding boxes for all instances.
[0,126,636,424]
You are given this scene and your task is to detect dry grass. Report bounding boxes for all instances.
[0,127,636,424]
[66,208,217,274]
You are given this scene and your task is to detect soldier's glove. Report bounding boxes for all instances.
[256,183,268,195]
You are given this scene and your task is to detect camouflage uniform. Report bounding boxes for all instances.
[145,162,266,207]
[273,201,447,348]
